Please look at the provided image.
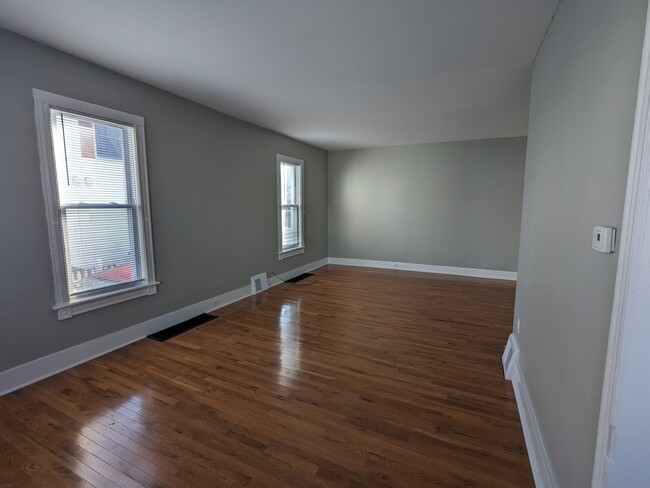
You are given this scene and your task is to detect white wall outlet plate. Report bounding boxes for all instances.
[593,226,616,253]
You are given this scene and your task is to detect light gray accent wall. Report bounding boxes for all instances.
[328,137,527,271]
[0,28,328,372]
[513,0,648,486]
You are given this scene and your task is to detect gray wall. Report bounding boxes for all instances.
[328,137,527,271]
[513,0,648,486]
[0,28,328,373]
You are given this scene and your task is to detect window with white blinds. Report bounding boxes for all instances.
[33,90,157,319]
[277,155,305,259]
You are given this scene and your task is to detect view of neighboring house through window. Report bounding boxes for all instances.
[277,154,304,259]
[33,90,157,319]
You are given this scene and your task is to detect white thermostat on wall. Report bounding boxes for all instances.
[592,226,616,253]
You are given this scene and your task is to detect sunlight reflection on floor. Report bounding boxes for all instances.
[278,300,301,387]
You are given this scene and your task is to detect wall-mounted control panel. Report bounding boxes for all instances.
[592,226,616,253]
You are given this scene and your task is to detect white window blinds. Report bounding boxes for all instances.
[34,90,157,319]
[49,110,148,298]
[277,155,304,258]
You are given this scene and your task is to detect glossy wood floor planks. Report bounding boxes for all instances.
[0,265,534,487]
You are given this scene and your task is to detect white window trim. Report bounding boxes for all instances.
[277,154,305,260]
[32,89,158,320]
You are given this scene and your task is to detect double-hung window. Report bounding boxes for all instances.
[277,154,305,259]
[33,90,157,320]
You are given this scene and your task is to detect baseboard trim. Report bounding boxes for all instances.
[267,258,329,287]
[505,334,558,488]
[0,258,328,396]
[328,257,517,281]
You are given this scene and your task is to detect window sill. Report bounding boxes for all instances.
[52,282,159,320]
[278,247,305,260]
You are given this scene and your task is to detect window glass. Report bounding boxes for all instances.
[49,110,145,297]
[278,156,304,257]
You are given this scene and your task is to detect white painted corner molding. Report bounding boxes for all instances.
[592,3,650,486]
[504,334,558,488]
[328,257,517,281]
[0,258,328,396]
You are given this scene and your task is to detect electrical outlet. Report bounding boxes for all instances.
[517,318,521,334]
[393,263,400,269]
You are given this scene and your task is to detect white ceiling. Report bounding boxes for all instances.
[0,0,558,150]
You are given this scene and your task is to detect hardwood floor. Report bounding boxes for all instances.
[0,265,534,487]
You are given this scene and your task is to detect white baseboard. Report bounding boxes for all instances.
[0,255,507,396]
[328,257,517,281]
[505,334,558,488]
[0,258,328,396]
[267,257,329,287]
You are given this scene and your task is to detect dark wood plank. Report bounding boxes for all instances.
[0,265,534,487]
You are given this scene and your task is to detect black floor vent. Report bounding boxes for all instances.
[286,272,314,283]
[147,313,217,342]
